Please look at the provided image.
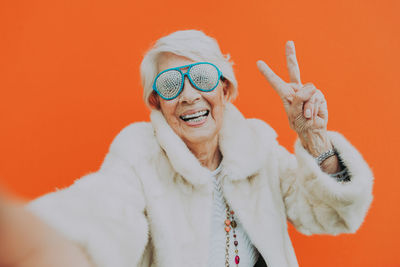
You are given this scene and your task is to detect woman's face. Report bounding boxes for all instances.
[151,53,230,146]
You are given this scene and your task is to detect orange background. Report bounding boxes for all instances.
[0,0,399,266]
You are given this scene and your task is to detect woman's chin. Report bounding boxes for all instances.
[181,125,217,144]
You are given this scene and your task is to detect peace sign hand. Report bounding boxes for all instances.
[257,41,332,157]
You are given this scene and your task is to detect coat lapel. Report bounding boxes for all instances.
[218,103,271,181]
[222,173,290,267]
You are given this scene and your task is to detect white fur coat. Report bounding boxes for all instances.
[28,103,373,267]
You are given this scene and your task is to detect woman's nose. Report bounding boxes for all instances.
[179,77,201,104]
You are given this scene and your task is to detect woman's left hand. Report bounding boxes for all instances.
[257,41,328,135]
[257,41,332,157]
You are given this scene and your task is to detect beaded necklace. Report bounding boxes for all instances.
[212,164,240,266]
[224,203,240,266]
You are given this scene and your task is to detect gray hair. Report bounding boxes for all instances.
[140,30,238,108]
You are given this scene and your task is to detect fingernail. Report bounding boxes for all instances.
[305,109,311,118]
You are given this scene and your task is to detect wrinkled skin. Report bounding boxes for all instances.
[257,41,340,174]
[257,41,328,138]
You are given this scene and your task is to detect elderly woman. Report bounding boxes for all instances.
[1,30,373,267]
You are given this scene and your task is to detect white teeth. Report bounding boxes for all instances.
[187,116,205,123]
[181,110,208,120]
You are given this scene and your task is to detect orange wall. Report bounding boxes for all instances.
[0,0,399,266]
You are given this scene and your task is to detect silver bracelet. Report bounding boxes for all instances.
[316,148,351,183]
[315,148,336,166]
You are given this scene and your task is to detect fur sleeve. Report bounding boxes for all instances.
[27,151,149,267]
[279,131,374,235]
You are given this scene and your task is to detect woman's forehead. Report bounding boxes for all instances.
[157,52,195,72]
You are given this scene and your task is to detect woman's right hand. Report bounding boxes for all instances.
[0,195,93,267]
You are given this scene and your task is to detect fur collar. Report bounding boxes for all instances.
[150,103,276,186]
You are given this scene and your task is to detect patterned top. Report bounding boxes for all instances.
[208,165,259,267]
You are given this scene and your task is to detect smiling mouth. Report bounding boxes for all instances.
[180,110,209,122]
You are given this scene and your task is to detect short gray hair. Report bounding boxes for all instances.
[140,30,238,108]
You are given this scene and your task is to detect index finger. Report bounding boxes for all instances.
[257,60,293,99]
[285,41,301,84]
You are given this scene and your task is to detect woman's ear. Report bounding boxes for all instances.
[148,92,161,110]
[222,78,231,102]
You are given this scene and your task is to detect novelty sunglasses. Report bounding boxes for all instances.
[152,62,224,100]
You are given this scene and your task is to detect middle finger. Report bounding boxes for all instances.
[285,41,301,84]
